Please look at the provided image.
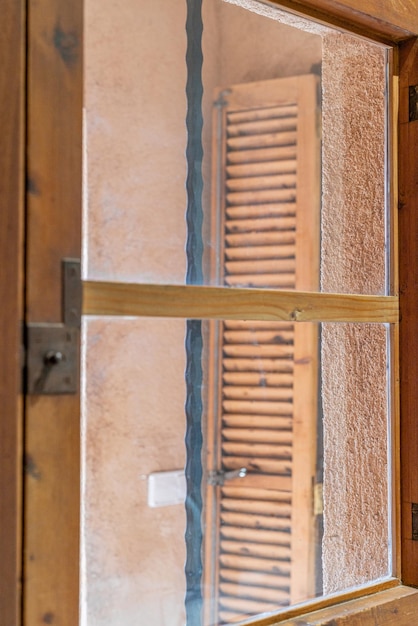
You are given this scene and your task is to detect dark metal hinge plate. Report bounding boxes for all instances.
[26,324,79,394]
[409,85,418,122]
[25,259,81,395]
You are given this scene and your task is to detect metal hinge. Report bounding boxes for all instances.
[412,503,418,540]
[409,85,418,122]
[25,259,81,395]
[207,467,247,487]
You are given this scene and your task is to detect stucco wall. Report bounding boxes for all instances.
[321,32,389,594]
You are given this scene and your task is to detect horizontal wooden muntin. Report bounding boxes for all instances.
[82,281,399,324]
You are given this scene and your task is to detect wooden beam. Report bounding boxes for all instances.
[270,0,418,42]
[399,36,418,588]
[83,281,399,324]
[24,0,83,623]
[0,0,25,623]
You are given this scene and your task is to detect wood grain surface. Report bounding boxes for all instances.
[83,281,399,323]
[0,1,25,623]
[24,0,83,623]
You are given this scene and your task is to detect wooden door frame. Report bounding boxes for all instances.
[2,0,418,624]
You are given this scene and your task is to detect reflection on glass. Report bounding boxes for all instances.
[85,0,388,294]
[203,317,318,624]
[82,317,390,625]
[83,1,391,625]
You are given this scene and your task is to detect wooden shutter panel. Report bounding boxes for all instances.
[204,76,320,625]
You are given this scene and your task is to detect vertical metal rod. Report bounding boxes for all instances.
[184,0,204,624]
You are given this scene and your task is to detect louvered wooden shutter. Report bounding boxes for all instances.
[204,76,320,626]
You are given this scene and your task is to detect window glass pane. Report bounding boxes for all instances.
[81,318,391,625]
[84,0,388,295]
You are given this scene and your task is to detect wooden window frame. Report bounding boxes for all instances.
[2,0,418,624]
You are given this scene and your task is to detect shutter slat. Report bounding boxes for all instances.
[223,387,293,401]
[221,486,291,502]
[225,259,295,275]
[219,567,289,589]
[220,526,291,545]
[218,595,282,615]
[225,244,295,261]
[221,498,292,517]
[221,512,292,532]
[226,203,296,220]
[222,442,292,459]
[219,582,290,603]
[227,131,297,150]
[224,274,295,288]
[222,358,294,373]
[224,320,294,331]
[226,188,296,206]
[222,415,293,430]
[225,231,295,247]
[220,555,291,577]
[224,331,294,345]
[228,118,296,138]
[222,430,292,445]
[227,146,297,165]
[222,457,292,475]
[227,160,296,179]
[225,217,296,233]
[223,372,293,386]
[223,345,293,358]
[226,174,297,192]
[227,104,297,124]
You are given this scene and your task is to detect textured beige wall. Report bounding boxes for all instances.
[321,33,389,593]
[83,1,188,625]
[82,318,187,626]
[84,0,187,285]
[321,33,386,296]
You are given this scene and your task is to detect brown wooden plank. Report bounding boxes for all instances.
[399,37,418,588]
[269,0,418,42]
[82,282,400,323]
[0,1,25,623]
[24,0,83,623]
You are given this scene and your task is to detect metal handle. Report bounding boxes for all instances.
[208,467,247,487]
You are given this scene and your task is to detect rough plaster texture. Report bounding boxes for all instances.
[321,323,389,593]
[321,33,387,295]
[320,33,389,595]
[82,318,187,626]
[84,0,187,284]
